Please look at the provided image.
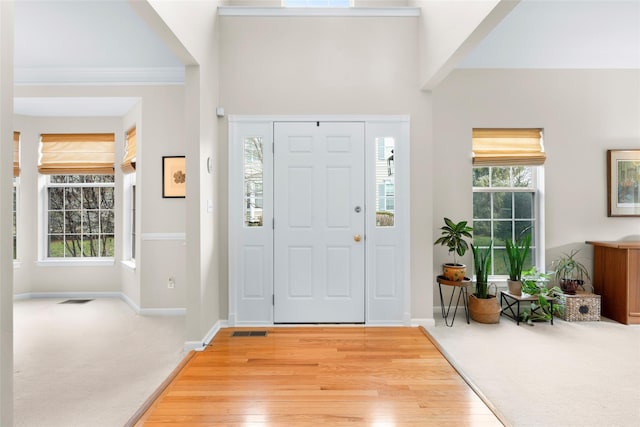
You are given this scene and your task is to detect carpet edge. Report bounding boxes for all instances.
[418,326,511,427]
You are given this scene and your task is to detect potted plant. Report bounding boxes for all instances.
[504,231,532,296]
[552,249,590,295]
[468,241,501,323]
[434,218,473,282]
[520,270,564,325]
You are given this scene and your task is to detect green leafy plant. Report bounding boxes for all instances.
[520,268,564,325]
[434,218,473,265]
[504,231,531,281]
[471,241,493,299]
[552,249,590,283]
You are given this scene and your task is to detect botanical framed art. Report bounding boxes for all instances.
[162,156,186,198]
[607,149,640,217]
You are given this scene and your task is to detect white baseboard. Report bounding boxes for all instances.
[14,291,122,300]
[14,291,186,316]
[183,319,229,352]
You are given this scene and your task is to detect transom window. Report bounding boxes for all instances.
[45,175,115,258]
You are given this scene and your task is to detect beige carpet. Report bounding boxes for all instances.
[14,298,186,427]
[426,311,640,427]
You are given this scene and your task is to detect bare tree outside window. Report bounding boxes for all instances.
[47,175,115,258]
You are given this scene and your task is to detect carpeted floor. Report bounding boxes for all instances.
[426,311,640,427]
[14,298,186,427]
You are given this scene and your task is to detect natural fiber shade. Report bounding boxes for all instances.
[39,133,115,175]
[472,128,545,166]
[121,127,136,174]
[13,131,20,177]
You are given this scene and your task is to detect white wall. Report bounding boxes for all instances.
[13,84,187,310]
[410,0,518,89]
[219,15,434,320]
[13,115,122,293]
[146,0,222,344]
[432,69,640,302]
[0,2,14,424]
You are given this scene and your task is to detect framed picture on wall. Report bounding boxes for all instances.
[162,156,186,198]
[607,149,640,217]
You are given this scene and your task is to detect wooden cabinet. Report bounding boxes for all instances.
[587,241,640,325]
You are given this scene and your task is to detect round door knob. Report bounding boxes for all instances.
[354,234,361,242]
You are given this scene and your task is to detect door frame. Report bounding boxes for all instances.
[228,115,410,326]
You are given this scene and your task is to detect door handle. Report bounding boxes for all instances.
[354,234,362,242]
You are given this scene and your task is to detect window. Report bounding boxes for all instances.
[244,137,264,227]
[472,129,545,278]
[39,133,115,259]
[131,183,136,260]
[13,178,18,260]
[13,131,20,260]
[122,127,136,262]
[283,0,352,6]
[46,175,115,258]
[376,137,395,227]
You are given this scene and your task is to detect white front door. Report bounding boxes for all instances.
[274,122,365,323]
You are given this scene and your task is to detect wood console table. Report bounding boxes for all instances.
[586,241,640,325]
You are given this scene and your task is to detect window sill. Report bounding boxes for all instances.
[217,6,420,17]
[13,261,22,268]
[121,260,136,271]
[38,259,115,267]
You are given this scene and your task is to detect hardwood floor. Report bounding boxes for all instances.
[134,327,502,426]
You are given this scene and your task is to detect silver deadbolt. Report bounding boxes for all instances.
[354,206,361,213]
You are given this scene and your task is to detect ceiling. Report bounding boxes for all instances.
[12,0,640,116]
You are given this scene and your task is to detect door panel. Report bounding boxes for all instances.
[274,122,365,323]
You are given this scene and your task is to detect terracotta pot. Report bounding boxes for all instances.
[507,279,522,296]
[468,294,501,324]
[442,263,466,282]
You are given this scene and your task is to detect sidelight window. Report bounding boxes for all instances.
[244,137,264,227]
[375,137,395,227]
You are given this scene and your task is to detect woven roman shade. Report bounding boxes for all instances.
[13,131,20,177]
[39,133,115,175]
[472,128,545,166]
[121,127,136,174]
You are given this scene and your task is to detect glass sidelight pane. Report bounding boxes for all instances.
[244,137,264,227]
[375,137,395,227]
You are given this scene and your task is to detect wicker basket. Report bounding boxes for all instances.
[468,294,501,324]
[556,292,601,321]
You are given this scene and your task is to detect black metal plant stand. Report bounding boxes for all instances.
[437,275,471,327]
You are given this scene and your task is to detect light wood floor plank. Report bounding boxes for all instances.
[135,327,502,426]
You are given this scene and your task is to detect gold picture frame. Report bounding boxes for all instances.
[162,156,186,198]
[607,149,640,217]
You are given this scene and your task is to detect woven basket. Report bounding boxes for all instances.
[469,294,501,324]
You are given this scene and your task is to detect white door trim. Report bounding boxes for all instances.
[228,115,411,326]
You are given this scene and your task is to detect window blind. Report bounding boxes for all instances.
[13,131,20,177]
[39,133,115,175]
[121,127,136,174]
[472,128,545,166]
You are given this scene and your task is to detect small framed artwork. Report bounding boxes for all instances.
[607,149,640,217]
[162,156,186,198]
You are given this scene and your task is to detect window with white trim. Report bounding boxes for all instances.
[45,175,115,258]
[12,131,20,260]
[13,177,18,260]
[39,133,115,259]
[122,127,137,262]
[472,129,545,278]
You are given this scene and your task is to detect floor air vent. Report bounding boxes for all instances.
[59,299,94,304]
[231,331,268,337]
